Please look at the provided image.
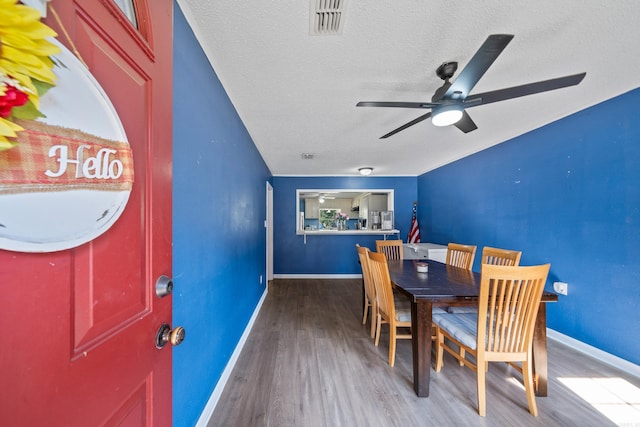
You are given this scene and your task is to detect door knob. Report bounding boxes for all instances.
[155,323,185,348]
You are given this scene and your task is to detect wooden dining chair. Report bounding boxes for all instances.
[367,251,412,367]
[446,243,477,270]
[448,245,524,360]
[433,263,551,417]
[449,246,522,313]
[482,246,522,266]
[356,245,378,339]
[375,239,403,260]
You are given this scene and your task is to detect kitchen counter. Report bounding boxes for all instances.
[403,243,448,263]
[298,228,400,243]
[298,229,399,236]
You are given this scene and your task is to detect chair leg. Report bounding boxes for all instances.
[388,323,396,367]
[522,360,539,416]
[369,301,377,339]
[374,314,382,347]
[435,328,444,372]
[477,357,487,417]
[362,295,369,325]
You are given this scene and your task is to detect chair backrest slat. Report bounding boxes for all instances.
[367,251,395,319]
[375,239,403,260]
[446,243,477,270]
[482,246,522,266]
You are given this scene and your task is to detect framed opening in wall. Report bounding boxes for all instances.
[296,189,395,234]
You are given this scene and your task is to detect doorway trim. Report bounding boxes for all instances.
[265,181,273,285]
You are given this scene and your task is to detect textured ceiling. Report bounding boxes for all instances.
[177,1,640,176]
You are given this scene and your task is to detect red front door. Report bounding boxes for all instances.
[0,1,173,426]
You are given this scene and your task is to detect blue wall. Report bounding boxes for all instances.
[273,176,417,275]
[417,89,640,365]
[172,1,639,422]
[172,5,271,426]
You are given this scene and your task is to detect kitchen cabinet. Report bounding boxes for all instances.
[351,196,360,209]
[359,197,367,221]
[304,198,319,218]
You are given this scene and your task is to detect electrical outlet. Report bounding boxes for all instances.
[553,281,568,295]
[260,275,263,284]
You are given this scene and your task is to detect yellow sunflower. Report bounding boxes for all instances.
[0,0,60,150]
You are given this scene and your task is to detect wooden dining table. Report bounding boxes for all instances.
[386,259,558,398]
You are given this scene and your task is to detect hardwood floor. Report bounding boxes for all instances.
[209,279,640,427]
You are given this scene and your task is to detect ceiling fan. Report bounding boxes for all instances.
[302,192,336,203]
[356,34,586,138]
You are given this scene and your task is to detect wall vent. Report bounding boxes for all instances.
[310,0,347,35]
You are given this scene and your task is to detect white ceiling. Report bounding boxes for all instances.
[177,1,640,177]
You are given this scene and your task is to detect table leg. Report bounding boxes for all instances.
[411,299,432,397]
[532,303,548,396]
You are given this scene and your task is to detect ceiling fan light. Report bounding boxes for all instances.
[432,105,463,127]
[358,167,373,176]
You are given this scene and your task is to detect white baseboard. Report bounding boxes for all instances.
[273,274,361,279]
[547,329,640,378]
[195,288,268,427]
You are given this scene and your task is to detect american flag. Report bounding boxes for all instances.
[408,202,421,243]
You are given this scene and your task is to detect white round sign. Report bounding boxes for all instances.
[0,40,132,252]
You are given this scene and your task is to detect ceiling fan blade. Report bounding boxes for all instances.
[380,112,432,139]
[356,101,438,109]
[465,72,586,107]
[453,111,478,133]
[443,34,514,100]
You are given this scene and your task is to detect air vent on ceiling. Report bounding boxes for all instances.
[310,0,347,35]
